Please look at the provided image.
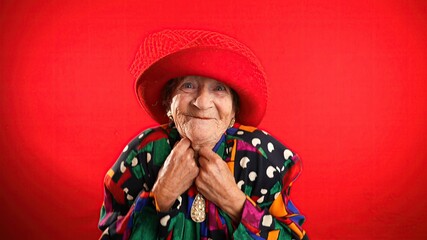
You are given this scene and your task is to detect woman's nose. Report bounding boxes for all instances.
[193,88,213,110]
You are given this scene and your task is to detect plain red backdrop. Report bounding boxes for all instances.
[1,0,427,239]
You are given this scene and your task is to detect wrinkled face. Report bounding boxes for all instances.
[170,76,236,149]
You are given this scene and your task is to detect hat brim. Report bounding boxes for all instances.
[135,46,267,126]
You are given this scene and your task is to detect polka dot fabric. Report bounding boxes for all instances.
[99,123,307,239]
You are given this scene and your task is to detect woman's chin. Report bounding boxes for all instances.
[187,131,216,143]
[183,126,221,147]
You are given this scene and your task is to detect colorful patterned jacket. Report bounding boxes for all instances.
[99,123,307,239]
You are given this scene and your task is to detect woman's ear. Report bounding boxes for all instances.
[229,117,235,128]
[167,109,173,121]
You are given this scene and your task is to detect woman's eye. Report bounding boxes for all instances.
[182,82,194,89]
[215,85,227,91]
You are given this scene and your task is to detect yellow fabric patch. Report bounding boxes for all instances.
[239,125,257,132]
[267,229,280,240]
[288,222,304,239]
[231,139,237,161]
[107,169,114,177]
[227,162,234,174]
[269,193,287,217]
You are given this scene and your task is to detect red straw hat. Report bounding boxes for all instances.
[130,29,267,126]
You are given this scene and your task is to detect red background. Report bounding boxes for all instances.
[1,0,427,239]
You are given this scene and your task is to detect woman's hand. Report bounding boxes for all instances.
[195,147,246,223]
[152,138,199,212]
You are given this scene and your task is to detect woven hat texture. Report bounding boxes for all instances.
[131,29,267,126]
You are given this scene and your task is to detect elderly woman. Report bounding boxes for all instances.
[99,29,307,240]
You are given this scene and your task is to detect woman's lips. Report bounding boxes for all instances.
[185,114,214,120]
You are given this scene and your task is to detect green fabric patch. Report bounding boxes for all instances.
[233,223,255,239]
[183,218,196,239]
[130,207,159,240]
[258,147,267,159]
[244,184,253,196]
[153,139,171,166]
[165,213,199,240]
[143,142,154,152]
[216,141,226,159]
[126,150,145,179]
[270,181,282,195]
[276,221,293,240]
[258,201,272,208]
[218,209,234,236]
[170,213,184,239]
[99,205,106,220]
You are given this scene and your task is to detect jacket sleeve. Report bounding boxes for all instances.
[232,129,308,240]
[98,127,172,239]
[98,134,145,239]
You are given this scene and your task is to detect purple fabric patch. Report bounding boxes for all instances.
[207,202,219,231]
[241,198,264,229]
[236,140,257,152]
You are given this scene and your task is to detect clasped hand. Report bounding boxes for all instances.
[152,138,245,221]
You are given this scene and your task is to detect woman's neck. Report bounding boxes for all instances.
[190,141,216,152]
